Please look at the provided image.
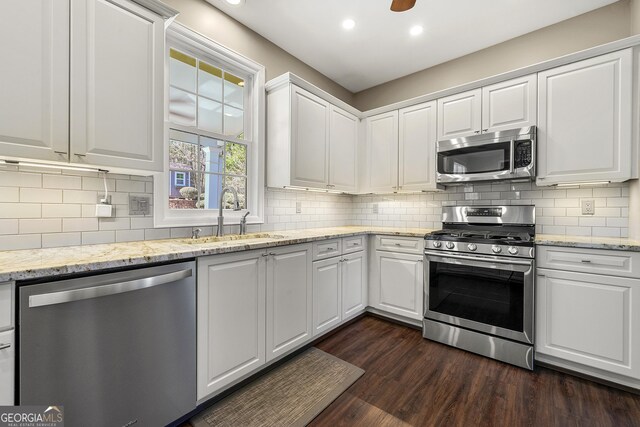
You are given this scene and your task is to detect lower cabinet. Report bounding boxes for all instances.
[197,243,312,400]
[0,329,14,405]
[536,246,640,388]
[312,249,367,337]
[370,248,424,321]
[266,245,313,362]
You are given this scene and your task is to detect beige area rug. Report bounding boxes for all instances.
[191,347,364,427]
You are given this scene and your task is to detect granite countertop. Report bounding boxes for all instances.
[0,226,435,282]
[535,234,640,252]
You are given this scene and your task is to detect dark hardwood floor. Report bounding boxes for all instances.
[309,316,640,427]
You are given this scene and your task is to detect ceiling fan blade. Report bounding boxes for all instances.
[390,0,416,12]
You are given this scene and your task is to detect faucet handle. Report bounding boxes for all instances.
[191,228,202,239]
[241,211,250,222]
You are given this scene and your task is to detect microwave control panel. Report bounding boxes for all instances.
[514,141,532,168]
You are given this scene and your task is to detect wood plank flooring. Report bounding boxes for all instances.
[309,316,640,427]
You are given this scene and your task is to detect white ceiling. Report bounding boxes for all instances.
[208,0,620,92]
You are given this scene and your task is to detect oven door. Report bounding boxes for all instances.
[424,251,534,344]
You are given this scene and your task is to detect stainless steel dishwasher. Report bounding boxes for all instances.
[18,261,196,427]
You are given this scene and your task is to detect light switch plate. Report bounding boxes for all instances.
[582,199,595,215]
[372,203,379,214]
[296,201,302,214]
[129,195,151,216]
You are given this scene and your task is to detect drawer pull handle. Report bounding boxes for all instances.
[0,343,11,350]
[319,249,336,254]
[581,260,592,263]
[269,252,276,256]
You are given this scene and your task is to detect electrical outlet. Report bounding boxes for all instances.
[372,203,378,214]
[582,199,595,215]
[296,201,302,214]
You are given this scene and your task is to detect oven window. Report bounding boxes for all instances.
[438,142,510,175]
[428,261,524,332]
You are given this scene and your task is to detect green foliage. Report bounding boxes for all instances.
[179,186,198,200]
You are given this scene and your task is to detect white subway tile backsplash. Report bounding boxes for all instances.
[42,204,81,218]
[20,188,63,203]
[63,190,98,204]
[63,218,99,232]
[116,180,146,193]
[0,234,41,250]
[0,203,41,218]
[42,232,81,248]
[19,218,62,234]
[82,231,115,245]
[43,174,82,190]
[0,187,19,202]
[99,217,131,231]
[116,229,145,242]
[144,228,171,240]
[0,219,19,235]
[0,171,41,188]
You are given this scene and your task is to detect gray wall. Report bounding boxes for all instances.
[162,0,355,105]
[353,0,632,111]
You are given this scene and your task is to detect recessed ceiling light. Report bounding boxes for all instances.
[409,25,423,36]
[224,0,245,6]
[342,19,356,30]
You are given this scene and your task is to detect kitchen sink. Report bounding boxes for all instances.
[184,233,286,244]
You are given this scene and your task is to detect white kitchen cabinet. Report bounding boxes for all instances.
[342,250,367,320]
[266,81,359,192]
[0,0,171,172]
[70,0,166,171]
[536,245,640,389]
[364,111,399,193]
[437,88,482,141]
[370,236,424,321]
[0,0,69,162]
[312,257,342,336]
[537,49,633,185]
[0,283,14,331]
[437,75,536,141]
[0,330,14,405]
[266,244,313,361]
[197,250,266,400]
[398,101,439,191]
[312,237,367,336]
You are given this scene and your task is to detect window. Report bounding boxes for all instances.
[155,23,265,227]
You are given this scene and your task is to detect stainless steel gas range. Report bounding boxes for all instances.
[423,205,535,370]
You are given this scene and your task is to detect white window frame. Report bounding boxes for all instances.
[174,171,187,187]
[154,23,265,228]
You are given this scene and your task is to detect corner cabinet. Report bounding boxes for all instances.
[536,49,633,185]
[267,79,359,192]
[364,111,399,193]
[436,74,536,141]
[197,243,313,401]
[0,0,173,172]
[536,246,640,389]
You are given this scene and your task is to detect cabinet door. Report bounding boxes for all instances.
[482,74,536,132]
[437,88,482,141]
[290,86,330,188]
[537,49,632,185]
[536,269,640,379]
[329,106,358,192]
[365,111,399,192]
[372,251,423,320]
[0,330,14,405]
[70,0,164,171]
[342,250,367,320]
[0,0,69,162]
[197,251,266,400]
[312,257,342,336]
[266,244,313,361]
[399,101,438,191]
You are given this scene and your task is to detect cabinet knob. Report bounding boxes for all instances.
[482,129,488,132]
[474,130,480,134]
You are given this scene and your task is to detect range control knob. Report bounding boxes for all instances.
[446,242,455,250]
[491,245,502,254]
[508,246,519,255]
[432,241,442,248]
[467,243,477,251]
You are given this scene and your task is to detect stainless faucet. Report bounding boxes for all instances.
[239,211,250,235]
[216,186,241,237]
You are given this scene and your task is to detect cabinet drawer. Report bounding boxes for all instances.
[0,329,14,405]
[342,236,365,254]
[537,246,640,278]
[375,236,423,254]
[313,239,342,260]
[0,283,13,331]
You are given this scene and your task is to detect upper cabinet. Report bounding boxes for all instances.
[0,1,70,162]
[0,0,174,172]
[70,0,166,171]
[437,75,537,141]
[267,81,359,192]
[363,102,439,193]
[536,49,633,186]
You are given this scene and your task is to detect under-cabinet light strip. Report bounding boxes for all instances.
[0,159,109,174]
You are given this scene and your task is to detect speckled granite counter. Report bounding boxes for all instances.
[535,234,640,252]
[0,226,435,282]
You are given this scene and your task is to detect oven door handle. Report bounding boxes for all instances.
[424,251,533,268]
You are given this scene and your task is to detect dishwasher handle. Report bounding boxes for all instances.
[28,268,193,308]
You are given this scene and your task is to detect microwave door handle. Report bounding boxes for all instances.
[509,139,515,174]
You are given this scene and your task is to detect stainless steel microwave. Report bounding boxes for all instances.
[436,126,536,184]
